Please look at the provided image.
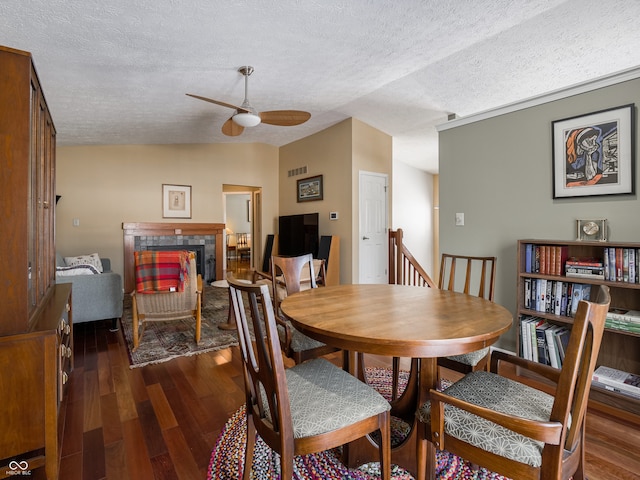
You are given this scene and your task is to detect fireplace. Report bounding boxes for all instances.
[122,223,225,293]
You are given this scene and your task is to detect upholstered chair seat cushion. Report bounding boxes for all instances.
[289,325,327,352]
[445,347,490,367]
[416,371,555,467]
[283,358,391,437]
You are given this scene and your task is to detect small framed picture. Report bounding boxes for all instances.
[163,184,191,218]
[297,175,323,202]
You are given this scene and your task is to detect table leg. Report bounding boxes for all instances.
[342,355,437,478]
[416,358,438,480]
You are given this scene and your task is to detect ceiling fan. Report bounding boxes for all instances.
[187,66,311,136]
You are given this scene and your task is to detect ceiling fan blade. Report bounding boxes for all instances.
[260,110,311,126]
[186,93,249,113]
[222,117,244,136]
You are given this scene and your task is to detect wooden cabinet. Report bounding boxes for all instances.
[0,46,69,479]
[0,45,57,336]
[0,285,73,479]
[517,239,640,419]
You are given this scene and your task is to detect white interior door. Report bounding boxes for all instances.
[358,171,388,284]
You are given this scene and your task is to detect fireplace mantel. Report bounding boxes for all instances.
[122,222,225,293]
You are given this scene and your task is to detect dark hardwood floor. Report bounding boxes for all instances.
[57,308,640,479]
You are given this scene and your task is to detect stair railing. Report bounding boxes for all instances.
[388,228,435,288]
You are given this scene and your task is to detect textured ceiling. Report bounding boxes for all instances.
[2,0,640,173]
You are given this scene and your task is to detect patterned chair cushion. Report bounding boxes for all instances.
[290,324,327,352]
[416,371,555,467]
[445,347,490,366]
[284,358,391,438]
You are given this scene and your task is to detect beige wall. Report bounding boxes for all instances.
[279,118,392,283]
[57,119,395,285]
[56,143,279,280]
[439,78,640,352]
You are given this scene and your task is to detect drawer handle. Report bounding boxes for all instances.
[65,347,72,358]
[60,345,67,357]
[62,372,68,384]
[64,324,71,335]
[59,319,65,333]
[66,303,71,312]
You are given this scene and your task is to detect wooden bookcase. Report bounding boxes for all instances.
[0,45,72,479]
[517,239,640,419]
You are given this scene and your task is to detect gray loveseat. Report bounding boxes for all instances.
[56,253,124,330]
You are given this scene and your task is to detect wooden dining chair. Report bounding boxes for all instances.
[437,253,497,375]
[236,232,250,263]
[417,284,610,480]
[227,278,391,480]
[271,253,340,364]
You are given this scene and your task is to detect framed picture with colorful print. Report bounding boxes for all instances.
[552,104,635,198]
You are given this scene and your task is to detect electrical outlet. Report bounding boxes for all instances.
[455,213,464,226]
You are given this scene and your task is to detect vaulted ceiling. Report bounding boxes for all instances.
[2,0,640,173]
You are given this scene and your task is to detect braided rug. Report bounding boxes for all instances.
[208,367,511,479]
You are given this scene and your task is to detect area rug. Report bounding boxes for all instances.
[208,367,511,479]
[121,285,240,368]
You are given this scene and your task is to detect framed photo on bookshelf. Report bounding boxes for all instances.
[552,104,635,198]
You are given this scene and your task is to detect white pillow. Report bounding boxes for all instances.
[64,253,103,273]
[56,264,100,276]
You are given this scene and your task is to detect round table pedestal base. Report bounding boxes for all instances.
[211,279,250,331]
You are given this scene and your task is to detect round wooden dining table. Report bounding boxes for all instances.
[280,283,513,480]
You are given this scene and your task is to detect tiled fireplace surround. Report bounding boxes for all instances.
[122,222,225,293]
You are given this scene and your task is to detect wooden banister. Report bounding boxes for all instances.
[388,229,435,287]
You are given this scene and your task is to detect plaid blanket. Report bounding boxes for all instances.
[134,250,192,293]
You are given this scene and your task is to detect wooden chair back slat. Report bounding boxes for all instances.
[439,253,496,301]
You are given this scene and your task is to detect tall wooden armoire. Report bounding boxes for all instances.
[0,45,73,480]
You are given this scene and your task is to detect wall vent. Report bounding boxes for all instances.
[287,166,308,177]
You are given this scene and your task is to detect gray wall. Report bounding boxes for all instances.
[439,77,640,351]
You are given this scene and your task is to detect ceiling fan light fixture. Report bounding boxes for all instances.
[232,112,261,127]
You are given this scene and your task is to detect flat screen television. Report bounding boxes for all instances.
[278,213,319,257]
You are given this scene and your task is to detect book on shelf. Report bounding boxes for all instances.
[555,327,571,364]
[591,380,640,400]
[592,366,640,397]
[545,324,564,368]
[565,256,604,267]
[565,265,605,279]
[607,308,640,322]
[535,322,552,365]
[569,284,584,317]
[553,281,563,316]
[605,319,640,334]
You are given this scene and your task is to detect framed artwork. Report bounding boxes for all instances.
[552,104,635,198]
[162,184,192,218]
[297,175,323,202]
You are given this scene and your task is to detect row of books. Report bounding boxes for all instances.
[523,244,640,284]
[519,316,570,368]
[523,278,591,317]
[524,244,568,276]
[592,365,640,400]
[603,247,639,283]
[606,308,640,334]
